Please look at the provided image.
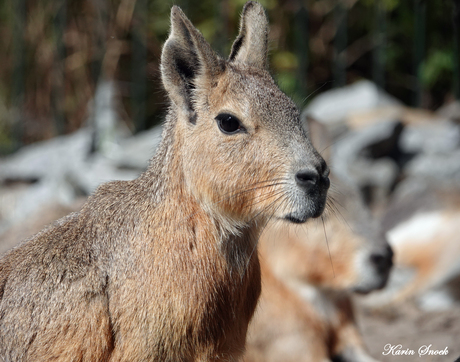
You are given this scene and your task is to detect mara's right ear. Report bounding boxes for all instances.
[161,6,223,121]
[229,1,269,69]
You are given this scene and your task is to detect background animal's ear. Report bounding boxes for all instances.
[161,6,223,121]
[229,1,269,69]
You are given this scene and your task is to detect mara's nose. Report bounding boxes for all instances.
[295,169,318,189]
[370,244,394,273]
[295,167,330,191]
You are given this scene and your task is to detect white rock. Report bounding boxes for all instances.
[305,80,402,126]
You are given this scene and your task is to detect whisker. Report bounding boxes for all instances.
[239,189,288,211]
[326,194,350,230]
[321,215,335,278]
[258,196,291,246]
[247,192,287,225]
[157,178,290,233]
[316,129,350,156]
[241,193,290,281]
[215,178,288,201]
[300,80,333,105]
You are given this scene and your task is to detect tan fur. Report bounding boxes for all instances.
[260,217,363,289]
[383,190,460,304]
[0,3,329,361]
[244,261,330,362]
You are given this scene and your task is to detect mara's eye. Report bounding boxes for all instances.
[215,113,246,135]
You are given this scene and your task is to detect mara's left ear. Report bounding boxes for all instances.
[161,6,224,121]
[228,1,269,70]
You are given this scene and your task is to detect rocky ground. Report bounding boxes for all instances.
[357,300,460,362]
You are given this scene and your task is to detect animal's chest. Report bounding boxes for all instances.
[160,248,261,341]
[113,235,261,360]
[182,258,261,360]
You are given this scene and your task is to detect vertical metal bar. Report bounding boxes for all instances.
[89,0,108,154]
[294,4,309,101]
[11,0,27,150]
[373,0,386,90]
[132,0,147,132]
[52,0,67,136]
[213,0,229,56]
[453,0,460,100]
[91,0,108,84]
[334,1,347,87]
[413,0,426,107]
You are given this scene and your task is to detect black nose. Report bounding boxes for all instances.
[370,244,394,273]
[295,167,330,191]
[295,169,318,189]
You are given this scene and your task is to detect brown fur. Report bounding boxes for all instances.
[0,3,329,361]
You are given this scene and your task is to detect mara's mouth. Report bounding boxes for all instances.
[284,214,309,224]
[352,270,391,294]
[283,196,328,224]
[353,279,388,294]
[283,207,324,224]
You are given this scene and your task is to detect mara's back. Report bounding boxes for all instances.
[0,2,330,361]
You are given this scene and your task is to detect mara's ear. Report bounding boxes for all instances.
[302,112,332,164]
[161,6,223,121]
[229,1,269,69]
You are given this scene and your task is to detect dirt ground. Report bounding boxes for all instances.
[1,201,459,362]
[357,299,460,362]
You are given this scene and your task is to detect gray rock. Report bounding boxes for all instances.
[114,126,163,170]
[0,125,163,236]
[67,156,140,195]
[405,150,460,187]
[332,121,402,205]
[437,100,460,124]
[0,178,76,235]
[399,120,460,155]
[0,128,92,182]
[305,80,402,126]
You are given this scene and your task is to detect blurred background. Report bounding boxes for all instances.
[1,0,460,361]
[0,0,458,152]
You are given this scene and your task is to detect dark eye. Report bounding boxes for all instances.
[215,113,246,135]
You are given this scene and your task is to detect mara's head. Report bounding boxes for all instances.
[160,2,329,227]
[320,180,393,293]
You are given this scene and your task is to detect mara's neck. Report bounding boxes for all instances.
[138,111,262,271]
[138,111,182,204]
